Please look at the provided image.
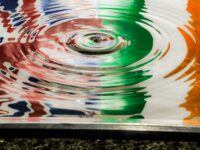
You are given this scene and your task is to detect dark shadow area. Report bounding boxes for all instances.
[0,138,199,150]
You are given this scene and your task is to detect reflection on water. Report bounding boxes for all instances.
[0,0,200,124]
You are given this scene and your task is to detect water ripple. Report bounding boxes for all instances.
[0,0,199,123]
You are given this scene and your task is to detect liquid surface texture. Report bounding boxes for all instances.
[0,0,200,125]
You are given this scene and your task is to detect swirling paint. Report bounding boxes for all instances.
[0,0,200,125]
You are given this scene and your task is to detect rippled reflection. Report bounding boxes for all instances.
[0,0,200,125]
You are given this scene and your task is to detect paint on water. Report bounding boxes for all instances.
[0,0,200,125]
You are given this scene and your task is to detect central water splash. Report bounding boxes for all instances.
[66,29,126,55]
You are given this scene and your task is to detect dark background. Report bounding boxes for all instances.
[0,138,199,150]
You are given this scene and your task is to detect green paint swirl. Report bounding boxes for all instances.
[95,0,154,118]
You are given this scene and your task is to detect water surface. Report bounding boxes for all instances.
[0,0,200,125]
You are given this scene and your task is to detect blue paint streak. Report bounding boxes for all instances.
[0,0,18,12]
[8,101,30,117]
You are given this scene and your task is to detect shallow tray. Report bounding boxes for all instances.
[0,0,200,137]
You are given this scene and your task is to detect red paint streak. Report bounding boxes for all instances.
[0,11,15,32]
[0,0,104,117]
[29,101,47,117]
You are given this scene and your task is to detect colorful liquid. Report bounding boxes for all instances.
[0,0,200,125]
